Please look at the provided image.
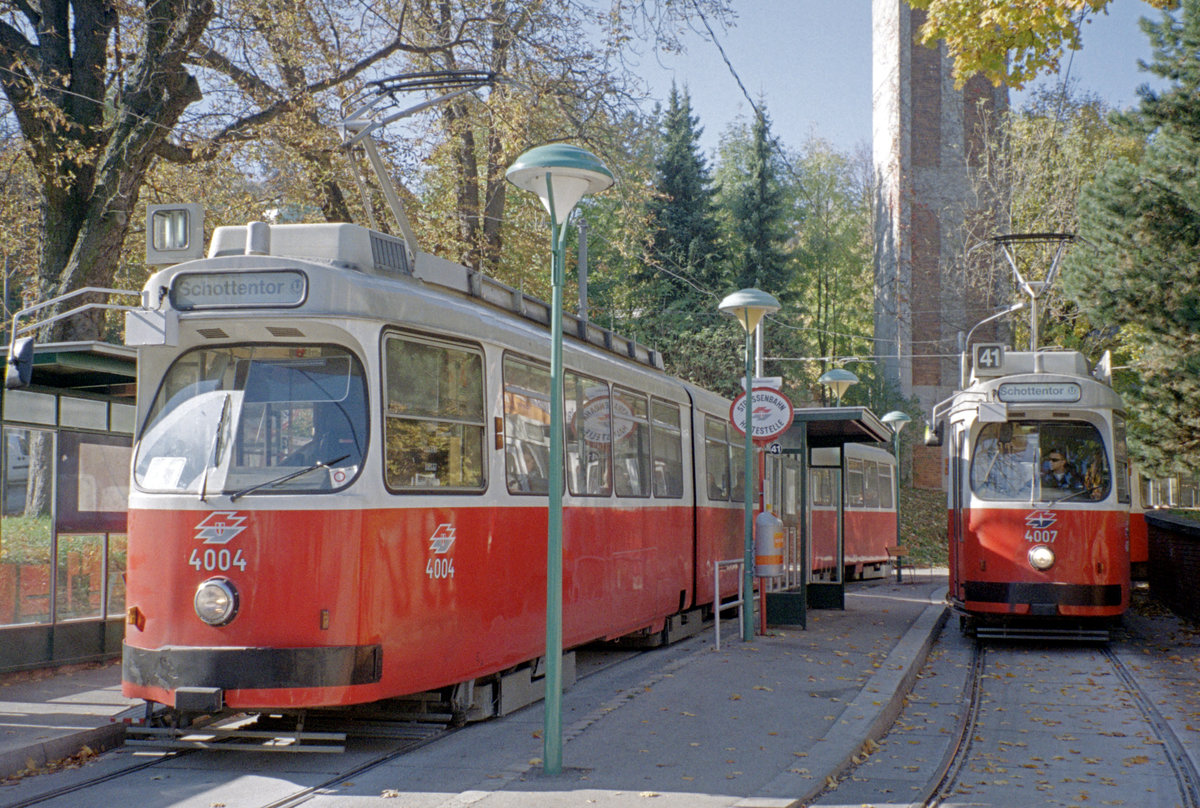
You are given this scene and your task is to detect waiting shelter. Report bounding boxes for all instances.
[1,342,136,673]
[762,406,893,625]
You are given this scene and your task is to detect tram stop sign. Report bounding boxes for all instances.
[730,387,795,445]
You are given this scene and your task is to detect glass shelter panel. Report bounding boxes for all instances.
[1,427,53,626]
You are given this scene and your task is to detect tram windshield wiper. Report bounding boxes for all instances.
[228,455,350,502]
[199,393,232,503]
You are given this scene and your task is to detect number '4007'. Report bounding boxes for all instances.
[427,557,455,579]
[189,548,248,572]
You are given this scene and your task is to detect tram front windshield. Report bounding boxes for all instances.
[970,420,1110,502]
[135,345,367,495]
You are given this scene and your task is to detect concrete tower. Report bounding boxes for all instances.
[872,0,1008,487]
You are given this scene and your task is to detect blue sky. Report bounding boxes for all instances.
[639,0,1168,155]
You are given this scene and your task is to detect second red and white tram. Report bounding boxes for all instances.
[929,349,1131,639]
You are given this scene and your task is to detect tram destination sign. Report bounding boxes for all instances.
[997,381,1081,404]
[171,270,308,310]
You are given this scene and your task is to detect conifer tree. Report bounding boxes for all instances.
[640,85,725,307]
[719,108,793,299]
[1062,0,1200,476]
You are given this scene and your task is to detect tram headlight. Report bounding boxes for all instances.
[1028,545,1056,572]
[194,578,239,626]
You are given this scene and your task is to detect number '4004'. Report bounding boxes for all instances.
[189,548,248,572]
[427,557,455,579]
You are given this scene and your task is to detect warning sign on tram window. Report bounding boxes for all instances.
[730,388,795,444]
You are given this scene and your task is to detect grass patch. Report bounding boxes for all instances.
[899,485,948,567]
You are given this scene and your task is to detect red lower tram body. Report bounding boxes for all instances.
[950,505,1129,635]
[811,508,896,580]
[122,502,740,712]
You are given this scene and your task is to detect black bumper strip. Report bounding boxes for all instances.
[964,581,1123,607]
[123,643,382,691]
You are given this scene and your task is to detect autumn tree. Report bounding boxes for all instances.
[908,0,1179,89]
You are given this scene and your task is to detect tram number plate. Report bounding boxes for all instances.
[427,557,456,579]
[189,547,248,572]
[1025,529,1057,543]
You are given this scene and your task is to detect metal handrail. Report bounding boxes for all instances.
[713,559,745,650]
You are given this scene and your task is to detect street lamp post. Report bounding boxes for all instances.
[718,288,781,643]
[506,144,613,776]
[881,410,911,581]
[818,368,858,407]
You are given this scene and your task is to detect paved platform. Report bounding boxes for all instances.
[0,575,949,807]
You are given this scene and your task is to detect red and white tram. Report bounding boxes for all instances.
[118,217,754,724]
[808,443,897,580]
[928,349,1131,639]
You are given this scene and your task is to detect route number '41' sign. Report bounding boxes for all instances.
[730,388,795,444]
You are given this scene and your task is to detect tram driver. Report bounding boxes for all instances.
[1041,448,1083,491]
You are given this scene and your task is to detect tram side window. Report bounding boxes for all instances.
[613,388,650,498]
[878,462,894,510]
[384,334,485,490]
[1113,415,1130,504]
[563,371,612,496]
[650,399,684,498]
[846,458,865,507]
[811,468,833,507]
[502,356,551,495]
[705,417,730,501]
[863,460,881,508]
[729,439,745,503]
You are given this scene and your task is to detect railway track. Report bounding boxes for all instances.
[0,643,653,808]
[816,631,1200,808]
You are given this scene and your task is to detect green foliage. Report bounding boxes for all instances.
[714,108,794,300]
[1062,0,1200,477]
[908,0,1178,89]
[639,85,726,306]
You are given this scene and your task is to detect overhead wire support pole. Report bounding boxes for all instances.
[338,71,496,264]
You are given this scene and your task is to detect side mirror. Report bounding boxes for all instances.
[924,420,944,448]
[5,336,34,389]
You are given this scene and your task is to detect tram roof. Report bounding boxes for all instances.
[789,406,892,447]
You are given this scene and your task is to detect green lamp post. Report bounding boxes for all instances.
[718,288,781,643]
[506,143,613,776]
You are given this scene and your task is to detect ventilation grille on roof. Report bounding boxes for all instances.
[266,326,305,338]
[197,328,229,339]
[370,233,411,276]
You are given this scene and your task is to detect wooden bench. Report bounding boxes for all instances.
[885,545,917,582]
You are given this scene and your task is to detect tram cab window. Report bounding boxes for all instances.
[971,420,1111,502]
[563,371,612,497]
[384,334,485,491]
[502,356,551,495]
[135,345,367,495]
